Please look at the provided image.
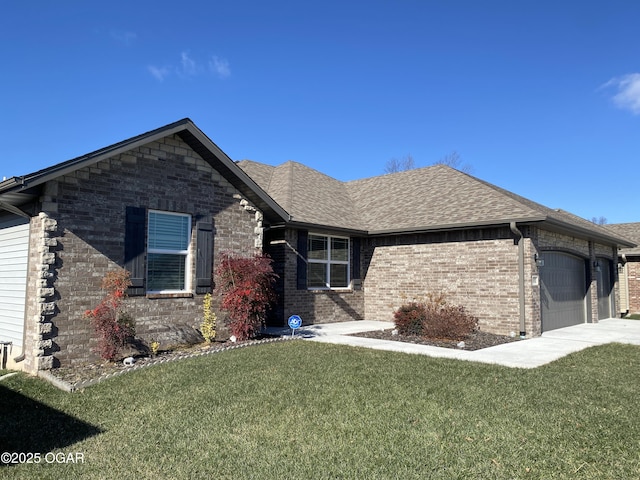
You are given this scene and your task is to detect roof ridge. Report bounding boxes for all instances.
[286,161,294,215]
[347,163,444,185]
[466,171,555,219]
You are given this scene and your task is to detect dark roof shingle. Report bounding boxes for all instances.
[607,223,640,255]
[238,160,634,247]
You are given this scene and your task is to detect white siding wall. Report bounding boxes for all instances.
[0,218,30,348]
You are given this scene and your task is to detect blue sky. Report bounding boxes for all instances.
[1,1,638,224]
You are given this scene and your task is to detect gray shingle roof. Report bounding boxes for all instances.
[238,160,364,231]
[347,165,546,233]
[606,223,640,255]
[238,160,634,247]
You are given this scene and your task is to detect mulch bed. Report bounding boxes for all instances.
[351,329,522,351]
[50,335,281,388]
[47,329,521,390]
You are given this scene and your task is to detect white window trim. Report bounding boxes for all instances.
[308,234,350,290]
[147,210,192,294]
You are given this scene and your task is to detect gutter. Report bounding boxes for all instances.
[543,217,636,249]
[367,216,546,237]
[510,222,526,337]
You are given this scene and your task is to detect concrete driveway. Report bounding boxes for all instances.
[268,318,640,369]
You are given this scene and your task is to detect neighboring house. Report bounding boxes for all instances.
[0,118,635,374]
[606,223,640,315]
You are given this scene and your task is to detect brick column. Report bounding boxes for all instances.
[23,212,58,373]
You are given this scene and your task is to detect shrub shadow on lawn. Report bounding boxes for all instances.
[0,384,103,465]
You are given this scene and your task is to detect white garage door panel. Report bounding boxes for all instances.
[0,221,30,348]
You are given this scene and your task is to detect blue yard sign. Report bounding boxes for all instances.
[288,315,302,336]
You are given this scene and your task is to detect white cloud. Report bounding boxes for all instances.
[603,73,640,115]
[148,52,230,81]
[148,65,170,81]
[210,56,231,78]
[180,51,198,76]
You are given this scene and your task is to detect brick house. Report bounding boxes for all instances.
[606,223,640,315]
[238,160,635,338]
[0,119,635,374]
[0,119,289,373]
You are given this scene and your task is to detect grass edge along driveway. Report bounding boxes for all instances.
[2,341,639,479]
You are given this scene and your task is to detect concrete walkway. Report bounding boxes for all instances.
[267,318,640,369]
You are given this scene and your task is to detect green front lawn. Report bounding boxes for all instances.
[2,341,639,479]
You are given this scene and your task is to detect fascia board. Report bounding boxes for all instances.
[541,217,637,248]
[1,119,194,195]
[366,216,547,236]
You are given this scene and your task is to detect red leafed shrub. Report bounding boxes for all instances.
[394,302,426,335]
[84,269,135,361]
[215,252,277,341]
[394,293,478,341]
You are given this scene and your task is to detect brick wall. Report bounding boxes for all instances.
[627,259,640,313]
[273,224,621,337]
[38,134,262,368]
[363,228,522,336]
[269,229,365,326]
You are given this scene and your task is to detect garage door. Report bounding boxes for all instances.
[596,257,613,320]
[540,252,588,332]
[0,216,30,348]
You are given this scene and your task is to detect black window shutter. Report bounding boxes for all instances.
[351,237,361,280]
[124,206,147,296]
[296,230,308,290]
[195,221,214,294]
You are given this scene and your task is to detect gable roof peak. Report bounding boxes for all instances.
[0,118,291,224]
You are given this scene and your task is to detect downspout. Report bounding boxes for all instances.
[510,222,526,337]
[13,225,30,364]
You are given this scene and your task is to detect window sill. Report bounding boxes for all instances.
[146,292,194,299]
[307,288,354,294]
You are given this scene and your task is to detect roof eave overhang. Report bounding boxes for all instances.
[286,219,368,236]
[540,217,637,248]
[0,200,31,218]
[175,126,290,224]
[366,216,547,237]
[0,118,291,225]
[1,119,196,196]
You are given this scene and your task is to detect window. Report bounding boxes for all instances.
[307,234,349,289]
[147,211,191,292]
